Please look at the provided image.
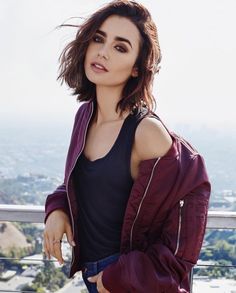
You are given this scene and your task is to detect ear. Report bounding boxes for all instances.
[131,66,138,77]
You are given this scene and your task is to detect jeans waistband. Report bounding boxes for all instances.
[82,252,120,272]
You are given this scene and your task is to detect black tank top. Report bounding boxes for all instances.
[73,108,146,263]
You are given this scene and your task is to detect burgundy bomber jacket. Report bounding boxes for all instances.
[45,99,211,293]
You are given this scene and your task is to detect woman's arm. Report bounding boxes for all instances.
[43,104,86,263]
[44,183,70,223]
[133,116,173,162]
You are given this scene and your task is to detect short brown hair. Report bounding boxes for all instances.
[56,0,162,113]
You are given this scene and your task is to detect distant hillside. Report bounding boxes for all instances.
[0,222,31,255]
[0,174,60,205]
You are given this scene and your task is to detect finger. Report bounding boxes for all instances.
[48,235,60,258]
[49,237,57,259]
[43,233,50,260]
[49,238,63,264]
[43,232,51,259]
[97,271,110,293]
[65,224,76,247]
[53,241,64,264]
[87,275,98,283]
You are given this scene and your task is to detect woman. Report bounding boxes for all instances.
[43,1,211,292]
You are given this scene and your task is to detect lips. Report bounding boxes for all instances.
[91,62,108,72]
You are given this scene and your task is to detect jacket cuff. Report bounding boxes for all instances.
[44,205,70,224]
[44,195,70,224]
[102,260,126,293]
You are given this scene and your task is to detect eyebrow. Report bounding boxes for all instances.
[95,29,133,49]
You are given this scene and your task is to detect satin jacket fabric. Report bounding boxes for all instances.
[45,99,211,293]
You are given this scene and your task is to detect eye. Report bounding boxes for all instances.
[92,35,127,53]
[92,35,103,43]
[115,45,127,53]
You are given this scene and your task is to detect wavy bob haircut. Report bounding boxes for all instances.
[57,0,162,114]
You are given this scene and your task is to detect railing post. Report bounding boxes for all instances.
[189,268,194,293]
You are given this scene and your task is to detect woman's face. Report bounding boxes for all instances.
[84,15,141,88]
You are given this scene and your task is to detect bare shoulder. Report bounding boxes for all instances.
[134,116,173,161]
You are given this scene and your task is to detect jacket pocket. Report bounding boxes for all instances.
[174,199,185,256]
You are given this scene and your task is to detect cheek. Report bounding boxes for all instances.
[84,48,95,79]
[84,53,93,81]
[104,67,133,87]
[111,57,136,78]
[84,46,92,67]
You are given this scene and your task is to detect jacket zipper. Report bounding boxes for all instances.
[174,199,184,256]
[66,102,94,269]
[130,157,161,250]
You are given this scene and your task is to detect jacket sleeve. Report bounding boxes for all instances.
[44,183,70,223]
[102,181,211,293]
[44,103,86,224]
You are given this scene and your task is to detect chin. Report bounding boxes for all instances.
[84,68,96,83]
[85,69,107,84]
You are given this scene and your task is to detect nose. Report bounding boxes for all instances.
[97,45,109,60]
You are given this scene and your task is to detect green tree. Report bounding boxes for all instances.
[20,284,36,292]
[29,260,68,292]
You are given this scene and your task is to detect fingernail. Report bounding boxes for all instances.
[71,240,76,246]
[87,277,92,281]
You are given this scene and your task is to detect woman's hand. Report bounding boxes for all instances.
[43,209,75,264]
[88,271,110,293]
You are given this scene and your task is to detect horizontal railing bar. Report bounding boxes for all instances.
[0,257,235,268]
[0,204,44,223]
[1,256,234,266]
[207,210,236,229]
[196,264,236,268]
[1,205,236,229]
[0,289,35,293]
[0,256,70,263]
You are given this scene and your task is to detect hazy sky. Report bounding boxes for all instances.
[0,0,235,129]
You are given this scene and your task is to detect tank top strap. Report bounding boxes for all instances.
[114,107,150,161]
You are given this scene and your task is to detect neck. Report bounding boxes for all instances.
[93,85,130,125]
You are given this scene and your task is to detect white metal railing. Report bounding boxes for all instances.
[0,204,236,229]
[0,204,45,223]
[0,204,236,293]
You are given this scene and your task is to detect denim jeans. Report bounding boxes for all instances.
[81,252,120,293]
